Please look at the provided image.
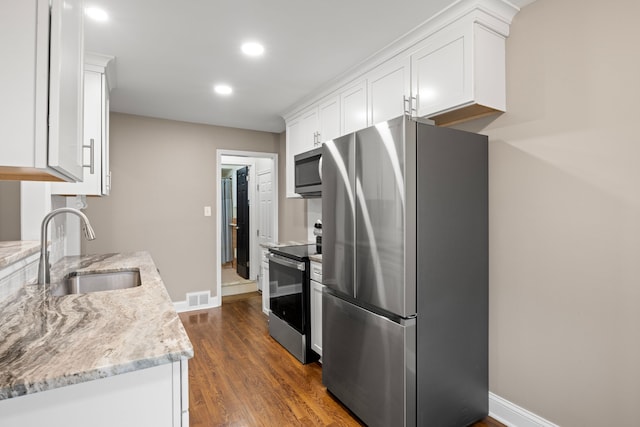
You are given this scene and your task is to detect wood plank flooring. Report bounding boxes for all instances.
[179,292,504,427]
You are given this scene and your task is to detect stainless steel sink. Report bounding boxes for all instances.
[50,269,141,296]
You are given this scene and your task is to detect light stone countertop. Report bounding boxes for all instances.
[309,253,322,264]
[0,251,193,400]
[259,240,313,249]
[260,241,322,263]
[0,241,40,269]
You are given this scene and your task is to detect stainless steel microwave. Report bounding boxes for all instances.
[294,147,322,197]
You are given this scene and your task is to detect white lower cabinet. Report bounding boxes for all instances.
[310,261,323,357]
[261,249,270,315]
[0,360,189,427]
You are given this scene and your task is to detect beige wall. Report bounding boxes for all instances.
[82,113,304,301]
[0,181,20,241]
[454,0,640,425]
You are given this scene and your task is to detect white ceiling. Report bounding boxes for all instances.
[85,0,535,134]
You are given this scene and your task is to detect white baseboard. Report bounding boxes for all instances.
[173,293,220,313]
[489,392,558,427]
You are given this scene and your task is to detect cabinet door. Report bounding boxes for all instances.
[52,70,103,195]
[48,0,84,181]
[102,76,111,195]
[0,0,82,182]
[310,280,323,356]
[340,81,367,134]
[367,56,410,125]
[318,95,340,144]
[261,260,270,315]
[285,116,302,198]
[411,22,472,118]
[300,107,319,150]
[0,0,43,168]
[0,363,178,427]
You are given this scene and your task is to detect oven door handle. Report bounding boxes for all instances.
[268,253,306,271]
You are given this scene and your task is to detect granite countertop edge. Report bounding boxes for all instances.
[259,241,322,263]
[0,251,193,401]
[309,253,322,263]
[0,241,40,270]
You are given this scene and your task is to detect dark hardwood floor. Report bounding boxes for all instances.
[179,292,504,427]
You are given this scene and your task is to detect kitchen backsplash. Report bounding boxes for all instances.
[307,198,322,243]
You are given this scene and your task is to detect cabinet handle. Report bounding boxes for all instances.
[403,96,418,118]
[82,139,95,174]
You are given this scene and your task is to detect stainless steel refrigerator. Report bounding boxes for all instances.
[322,115,488,427]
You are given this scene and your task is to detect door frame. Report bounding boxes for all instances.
[216,149,278,304]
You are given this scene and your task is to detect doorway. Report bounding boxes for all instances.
[236,166,250,279]
[217,150,278,302]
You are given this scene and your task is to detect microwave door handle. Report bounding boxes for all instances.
[318,155,323,181]
[268,253,306,271]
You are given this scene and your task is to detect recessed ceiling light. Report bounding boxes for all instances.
[85,7,109,22]
[214,84,233,96]
[241,42,265,57]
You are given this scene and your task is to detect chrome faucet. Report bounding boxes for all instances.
[37,208,96,287]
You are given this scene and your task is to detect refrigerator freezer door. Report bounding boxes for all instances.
[321,133,356,298]
[354,115,416,317]
[322,291,416,427]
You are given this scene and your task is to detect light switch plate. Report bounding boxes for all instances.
[204,206,212,217]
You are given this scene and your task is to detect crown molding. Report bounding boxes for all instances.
[85,52,117,91]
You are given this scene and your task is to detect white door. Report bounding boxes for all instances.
[257,166,274,304]
[257,168,274,246]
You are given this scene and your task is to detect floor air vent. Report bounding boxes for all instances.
[186,291,210,309]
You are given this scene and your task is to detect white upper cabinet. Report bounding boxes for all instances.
[318,95,340,144]
[0,0,84,182]
[341,81,367,134]
[282,0,520,196]
[411,15,507,125]
[285,106,318,197]
[286,99,341,197]
[300,107,319,150]
[367,56,410,126]
[52,54,115,196]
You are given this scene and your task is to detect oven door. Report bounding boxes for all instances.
[268,253,307,334]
